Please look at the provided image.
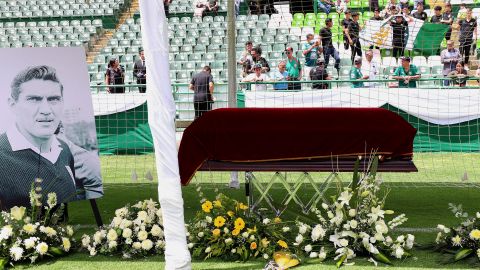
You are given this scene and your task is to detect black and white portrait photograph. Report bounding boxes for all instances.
[0,47,103,210]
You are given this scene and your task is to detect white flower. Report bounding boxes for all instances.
[107,229,118,241]
[151,225,163,237]
[10,206,26,221]
[338,190,352,205]
[108,241,117,249]
[282,226,290,232]
[125,238,133,245]
[368,206,385,221]
[295,234,304,244]
[115,207,129,218]
[141,239,153,250]
[205,216,212,223]
[10,246,24,261]
[350,220,358,229]
[374,233,385,242]
[348,209,356,217]
[435,232,443,244]
[231,248,236,254]
[242,232,249,238]
[406,234,415,249]
[223,227,229,234]
[385,236,393,244]
[477,249,480,259]
[249,235,255,241]
[122,228,133,239]
[23,223,37,235]
[0,225,13,240]
[397,235,405,243]
[327,211,334,219]
[263,253,269,260]
[24,237,37,249]
[321,203,329,210]
[262,218,271,225]
[299,223,308,234]
[318,247,327,261]
[339,239,349,247]
[309,252,318,258]
[205,247,211,253]
[66,226,74,237]
[36,242,49,255]
[132,242,142,250]
[225,238,233,245]
[137,211,148,221]
[89,246,97,256]
[394,247,404,258]
[47,193,57,208]
[93,231,104,244]
[375,221,388,234]
[437,224,451,234]
[197,232,204,238]
[451,235,462,246]
[311,225,326,241]
[137,230,148,241]
[62,238,71,252]
[120,219,133,229]
[187,243,194,249]
[476,212,480,219]
[304,244,312,252]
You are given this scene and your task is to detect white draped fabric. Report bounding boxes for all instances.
[139,1,191,269]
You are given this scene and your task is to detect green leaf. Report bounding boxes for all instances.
[351,158,360,192]
[0,257,8,269]
[336,254,347,268]
[373,252,393,265]
[454,248,473,261]
[369,156,379,179]
[48,246,65,256]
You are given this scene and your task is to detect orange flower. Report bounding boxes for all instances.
[277,240,288,249]
[250,242,257,250]
[212,228,221,237]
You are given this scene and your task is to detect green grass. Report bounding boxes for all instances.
[18,154,480,269]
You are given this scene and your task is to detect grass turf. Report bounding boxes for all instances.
[18,153,480,269]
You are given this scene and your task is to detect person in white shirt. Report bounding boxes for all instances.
[242,64,270,91]
[361,50,380,87]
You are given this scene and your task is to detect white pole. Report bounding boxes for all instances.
[227,0,237,108]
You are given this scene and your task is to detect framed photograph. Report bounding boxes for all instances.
[0,47,103,210]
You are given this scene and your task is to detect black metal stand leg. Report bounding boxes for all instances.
[89,199,103,227]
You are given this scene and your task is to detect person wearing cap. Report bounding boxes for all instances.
[310,58,332,90]
[285,46,303,90]
[430,6,442,23]
[361,50,380,87]
[441,3,453,41]
[272,60,289,90]
[458,8,477,64]
[346,12,362,65]
[412,3,427,21]
[302,34,321,80]
[390,14,409,59]
[341,10,353,50]
[320,18,341,75]
[133,48,146,93]
[392,57,421,88]
[350,57,369,88]
[250,46,270,74]
[238,41,254,77]
[242,63,270,91]
[441,40,461,86]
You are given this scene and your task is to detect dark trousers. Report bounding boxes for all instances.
[445,28,452,41]
[137,79,146,93]
[344,37,350,50]
[287,78,301,90]
[460,39,473,64]
[194,101,212,119]
[392,43,405,59]
[323,46,340,70]
[350,39,362,64]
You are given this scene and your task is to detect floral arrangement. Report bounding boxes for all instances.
[290,157,415,267]
[81,199,165,258]
[0,185,74,268]
[434,203,480,264]
[187,191,290,262]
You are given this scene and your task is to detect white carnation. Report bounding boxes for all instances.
[108,241,117,249]
[111,217,123,228]
[89,246,97,256]
[262,218,271,225]
[107,229,118,241]
[304,244,312,252]
[348,209,357,217]
[150,225,163,237]
[311,225,326,241]
[10,246,24,261]
[394,247,404,258]
[36,242,49,255]
[295,234,304,244]
[115,207,129,218]
[309,252,318,258]
[137,230,148,241]
[132,242,142,250]
[24,237,37,249]
[122,228,133,239]
[141,239,153,250]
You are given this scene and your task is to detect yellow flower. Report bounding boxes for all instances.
[10,206,26,221]
[227,211,235,217]
[62,237,71,252]
[274,217,282,223]
[277,240,288,249]
[234,218,245,231]
[261,238,270,248]
[470,229,480,240]
[212,229,221,237]
[237,203,248,210]
[202,201,213,213]
[232,228,240,236]
[250,242,257,250]
[247,226,257,234]
[23,224,37,235]
[213,200,222,207]
[214,216,226,228]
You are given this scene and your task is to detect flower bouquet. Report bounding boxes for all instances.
[434,203,480,265]
[81,199,165,258]
[0,188,74,268]
[187,193,289,262]
[291,157,415,267]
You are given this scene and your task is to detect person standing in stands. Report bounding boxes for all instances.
[250,46,270,73]
[440,40,461,86]
[441,3,454,41]
[105,58,125,93]
[310,58,332,89]
[302,33,320,80]
[285,46,302,90]
[320,18,340,76]
[361,50,380,87]
[412,3,427,21]
[189,66,215,119]
[350,57,369,88]
[392,57,421,88]
[272,61,289,90]
[133,49,147,93]
[346,12,362,64]
[371,8,383,21]
[458,8,477,64]
[342,10,353,51]
[242,64,270,91]
[430,6,442,23]
[390,14,409,59]
[237,41,254,78]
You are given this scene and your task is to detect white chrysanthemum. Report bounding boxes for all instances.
[304,244,312,252]
[24,237,37,249]
[132,242,142,250]
[23,223,37,235]
[47,193,57,209]
[137,230,148,241]
[394,247,404,258]
[10,206,26,221]
[10,246,24,261]
[36,242,49,255]
[120,219,133,229]
[0,225,13,240]
[349,220,358,229]
[41,226,57,237]
[205,216,212,223]
[141,239,153,250]
[205,246,211,253]
[348,209,357,217]
[299,223,308,234]
[137,211,148,221]
[151,225,163,237]
[295,234,304,244]
[115,207,129,218]
[311,225,325,241]
[122,228,133,239]
[62,238,71,252]
[309,252,318,258]
[107,229,118,241]
[262,218,271,225]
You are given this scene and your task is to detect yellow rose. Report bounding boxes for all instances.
[250,242,257,250]
[470,229,480,240]
[214,216,226,228]
[201,201,213,213]
[10,206,26,221]
[274,217,282,223]
[213,200,222,207]
[277,240,288,249]
[212,228,221,237]
[232,228,240,236]
[234,218,245,231]
[227,211,235,217]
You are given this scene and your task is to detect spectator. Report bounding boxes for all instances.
[302,34,321,80]
[447,61,468,87]
[208,0,219,14]
[334,0,348,14]
[412,3,427,21]
[361,50,380,87]
[164,0,172,17]
[250,46,270,73]
[441,3,453,41]
[133,49,147,93]
[384,0,400,17]
[346,12,362,64]
[401,6,410,16]
[399,0,409,9]
[369,0,379,11]
[318,0,334,14]
[320,18,340,75]
[371,8,383,21]
[458,8,477,64]
[285,46,303,90]
[390,14,409,59]
[242,64,270,91]
[310,58,332,89]
[350,57,369,88]
[392,57,421,88]
[272,61,289,90]
[105,58,125,93]
[440,40,461,86]
[194,0,210,17]
[234,0,241,17]
[342,10,353,50]
[238,41,254,77]
[457,3,468,20]
[189,66,215,119]
[430,6,442,23]
[413,0,423,10]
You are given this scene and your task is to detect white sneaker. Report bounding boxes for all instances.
[228,181,240,189]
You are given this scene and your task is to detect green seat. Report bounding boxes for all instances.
[259,14,270,21]
[194,44,207,52]
[317,13,328,22]
[293,13,305,22]
[292,20,304,27]
[215,52,227,60]
[305,13,316,21]
[263,35,275,44]
[175,53,188,62]
[361,0,370,8]
[272,43,286,52]
[348,0,361,8]
[203,52,215,62]
[304,20,316,27]
[251,29,263,36]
